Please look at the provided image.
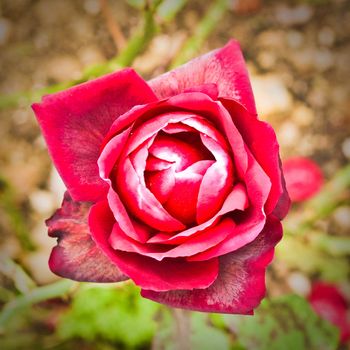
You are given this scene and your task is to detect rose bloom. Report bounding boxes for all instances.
[33,40,290,314]
[309,282,350,343]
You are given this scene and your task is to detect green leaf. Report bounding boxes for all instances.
[58,283,160,348]
[223,295,339,350]
[191,313,230,350]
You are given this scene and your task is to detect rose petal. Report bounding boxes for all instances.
[107,188,152,243]
[32,69,157,202]
[116,157,185,232]
[189,149,271,261]
[196,134,234,223]
[222,98,290,219]
[89,201,219,291]
[148,183,249,245]
[164,171,203,225]
[283,157,323,203]
[47,192,127,282]
[109,217,235,260]
[148,40,256,115]
[183,83,219,100]
[142,216,282,313]
[145,167,176,204]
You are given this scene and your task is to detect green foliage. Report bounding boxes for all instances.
[276,235,349,282]
[223,295,339,350]
[58,283,160,348]
[191,312,230,350]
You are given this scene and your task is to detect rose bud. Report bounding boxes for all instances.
[283,157,323,203]
[309,282,350,344]
[32,40,290,313]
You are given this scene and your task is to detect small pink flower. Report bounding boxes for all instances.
[309,282,350,343]
[32,40,290,313]
[283,157,323,202]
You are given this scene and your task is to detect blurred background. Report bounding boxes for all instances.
[0,0,349,349]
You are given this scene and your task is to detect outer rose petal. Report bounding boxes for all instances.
[148,40,257,115]
[221,98,290,219]
[89,201,219,292]
[32,68,157,202]
[47,192,127,282]
[142,216,282,313]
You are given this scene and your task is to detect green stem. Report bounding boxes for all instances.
[0,2,161,110]
[0,280,76,331]
[170,0,229,68]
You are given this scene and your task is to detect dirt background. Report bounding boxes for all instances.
[0,0,349,347]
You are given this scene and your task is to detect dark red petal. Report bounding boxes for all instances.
[164,171,203,225]
[145,167,176,204]
[221,98,290,219]
[89,201,219,291]
[32,69,157,202]
[308,282,350,343]
[142,216,282,313]
[283,157,324,203]
[47,192,127,282]
[148,183,248,245]
[148,40,256,115]
[183,83,219,100]
[189,149,271,261]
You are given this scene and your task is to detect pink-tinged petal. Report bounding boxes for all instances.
[148,183,248,245]
[142,216,282,313]
[32,69,157,202]
[97,125,133,180]
[162,122,195,134]
[221,98,290,219]
[183,83,219,100]
[89,201,219,291]
[110,218,235,261]
[160,93,249,178]
[145,167,176,204]
[149,133,206,172]
[164,171,203,225]
[116,157,185,232]
[47,192,127,282]
[189,149,271,261]
[196,134,234,224]
[309,282,350,343]
[148,40,256,115]
[283,157,323,203]
[118,111,197,156]
[146,155,174,171]
[107,188,152,243]
[181,117,230,152]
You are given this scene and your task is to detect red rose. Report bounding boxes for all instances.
[32,40,290,313]
[309,282,350,343]
[283,157,323,203]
